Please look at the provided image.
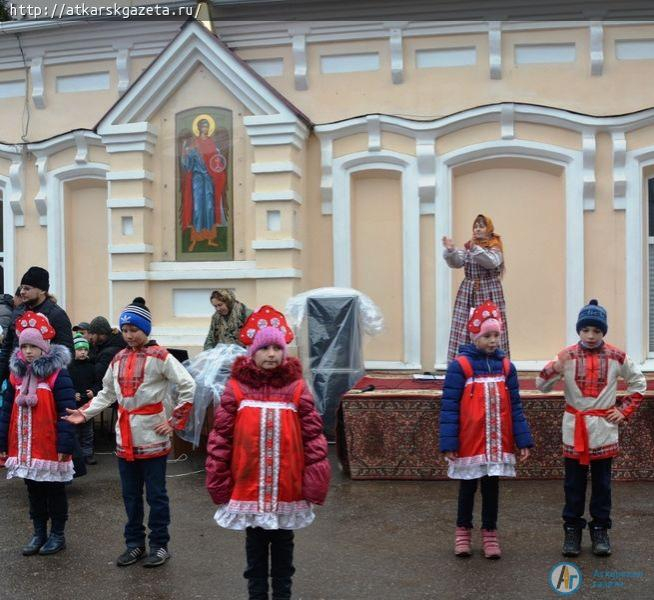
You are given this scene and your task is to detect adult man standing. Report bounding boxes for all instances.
[0,267,74,382]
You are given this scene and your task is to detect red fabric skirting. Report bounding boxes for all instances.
[341,375,654,480]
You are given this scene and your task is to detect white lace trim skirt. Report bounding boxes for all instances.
[5,456,74,482]
[214,500,315,530]
[447,452,516,480]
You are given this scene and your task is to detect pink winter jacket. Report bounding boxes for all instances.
[205,356,331,506]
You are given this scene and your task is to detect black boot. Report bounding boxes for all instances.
[590,526,611,556]
[247,577,268,600]
[562,525,582,557]
[22,520,48,556]
[39,520,66,555]
[272,577,292,600]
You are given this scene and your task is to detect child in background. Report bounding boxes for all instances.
[440,301,533,559]
[536,299,645,557]
[68,333,98,465]
[63,298,196,568]
[0,312,75,556]
[206,305,331,600]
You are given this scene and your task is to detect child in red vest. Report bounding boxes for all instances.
[440,301,533,558]
[536,299,645,557]
[0,311,76,556]
[206,305,331,600]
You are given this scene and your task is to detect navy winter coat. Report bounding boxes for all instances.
[439,344,534,453]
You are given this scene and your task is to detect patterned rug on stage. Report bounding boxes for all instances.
[340,374,654,481]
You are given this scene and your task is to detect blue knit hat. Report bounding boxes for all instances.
[119,297,152,336]
[576,299,607,335]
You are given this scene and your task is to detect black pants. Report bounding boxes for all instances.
[24,479,68,532]
[456,476,499,530]
[563,457,612,529]
[244,527,295,580]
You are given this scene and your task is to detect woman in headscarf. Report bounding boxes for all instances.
[203,289,252,350]
[442,214,509,362]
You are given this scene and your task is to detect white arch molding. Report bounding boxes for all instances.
[434,140,586,368]
[0,175,16,293]
[331,150,421,369]
[624,147,654,364]
[46,163,110,310]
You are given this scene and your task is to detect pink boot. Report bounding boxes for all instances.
[481,529,501,559]
[454,527,472,557]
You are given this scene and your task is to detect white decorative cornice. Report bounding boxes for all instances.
[99,122,159,154]
[251,190,303,204]
[27,130,103,157]
[387,22,407,85]
[30,56,45,109]
[582,131,596,210]
[289,26,308,91]
[488,21,502,80]
[34,154,48,225]
[74,131,89,164]
[106,169,154,182]
[244,115,309,150]
[612,131,627,210]
[319,136,333,215]
[252,239,303,250]
[416,133,436,212]
[7,154,25,227]
[367,114,381,151]
[110,263,303,280]
[115,47,132,96]
[590,21,604,76]
[500,103,515,139]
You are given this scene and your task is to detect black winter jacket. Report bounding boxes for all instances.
[90,331,127,388]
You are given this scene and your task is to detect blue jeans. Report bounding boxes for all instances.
[117,455,170,549]
[77,418,94,458]
[563,457,612,529]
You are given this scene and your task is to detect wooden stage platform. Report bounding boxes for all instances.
[340,373,654,481]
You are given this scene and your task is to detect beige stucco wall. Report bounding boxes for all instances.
[352,170,404,363]
[451,158,567,360]
[64,179,109,324]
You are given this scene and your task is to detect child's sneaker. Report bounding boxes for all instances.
[562,525,582,557]
[589,526,611,556]
[481,529,501,559]
[454,526,472,557]
[116,546,146,566]
[143,546,170,568]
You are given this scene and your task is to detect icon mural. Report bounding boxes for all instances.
[176,107,233,260]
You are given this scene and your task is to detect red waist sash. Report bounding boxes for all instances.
[118,402,164,462]
[565,405,611,466]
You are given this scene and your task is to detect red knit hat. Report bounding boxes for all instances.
[16,311,55,352]
[467,301,502,340]
[240,305,294,357]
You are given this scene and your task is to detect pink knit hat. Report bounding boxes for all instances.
[248,326,287,357]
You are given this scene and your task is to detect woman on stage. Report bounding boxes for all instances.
[442,214,509,362]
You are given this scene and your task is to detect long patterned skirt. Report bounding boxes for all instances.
[447,263,510,362]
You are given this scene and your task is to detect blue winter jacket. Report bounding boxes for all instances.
[439,344,534,453]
